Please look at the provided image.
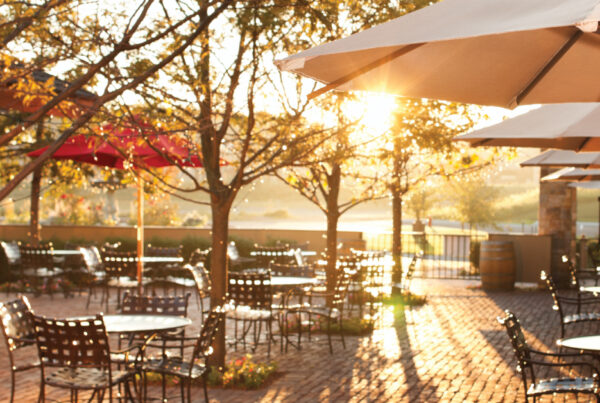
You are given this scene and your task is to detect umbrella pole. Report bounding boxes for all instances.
[137,175,144,294]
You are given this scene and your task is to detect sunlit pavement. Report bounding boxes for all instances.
[2,280,600,402]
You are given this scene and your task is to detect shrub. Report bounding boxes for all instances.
[206,355,278,389]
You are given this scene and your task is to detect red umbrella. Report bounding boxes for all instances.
[28,118,203,288]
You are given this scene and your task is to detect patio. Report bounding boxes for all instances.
[2,279,596,402]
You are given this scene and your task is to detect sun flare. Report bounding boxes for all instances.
[345,93,397,143]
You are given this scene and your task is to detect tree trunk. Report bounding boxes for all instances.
[29,122,44,245]
[325,164,341,302]
[392,188,402,283]
[208,200,231,369]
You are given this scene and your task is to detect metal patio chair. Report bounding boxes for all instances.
[142,307,224,402]
[0,296,40,403]
[498,310,600,402]
[542,271,600,338]
[31,314,141,402]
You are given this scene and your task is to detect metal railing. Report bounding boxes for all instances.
[365,231,488,279]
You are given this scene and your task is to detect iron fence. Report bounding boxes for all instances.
[364,231,488,279]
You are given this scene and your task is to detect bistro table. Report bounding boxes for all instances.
[580,286,600,294]
[71,314,192,334]
[557,335,600,354]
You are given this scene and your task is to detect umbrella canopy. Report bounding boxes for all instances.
[569,181,600,188]
[455,103,600,152]
[520,149,600,168]
[541,167,600,182]
[28,119,203,289]
[0,70,96,118]
[28,120,203,169]
[276,0,600,108]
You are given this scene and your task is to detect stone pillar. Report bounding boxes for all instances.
[538,167,576,286]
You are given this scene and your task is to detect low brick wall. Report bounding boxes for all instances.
[0,224,363,254]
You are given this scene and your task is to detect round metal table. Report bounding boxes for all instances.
[557,335,600,352]
[580,286,600,294]
[101,314,191,334]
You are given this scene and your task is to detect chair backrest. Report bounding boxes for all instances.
[31,314,111,369]
[497,310,534,389]
[192,307,225,362]
[1,241,21,265]
[0,296,35,352]
[185,264,211,298]
[121,292,190,316]
[332,268,353,309]
[79,246,103,273]
[253,243,292,266]
[18,242,54,269]
[146,244,182,258]
[269,262,314,278]
[541,271,564,317]
[189,248,211,266]
[228,271,272,310]
[404,251,423,282]
[101,249,137,278]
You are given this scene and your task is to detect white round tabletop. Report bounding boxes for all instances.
[270,276,320,287]
[580,286,600,294]
[101,314,192,333]
[557,335,600,352]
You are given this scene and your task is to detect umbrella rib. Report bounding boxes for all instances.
[307,43,425,100]
[513,29,582,107]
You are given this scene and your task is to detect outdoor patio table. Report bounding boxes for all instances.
[72,314,192,334]
[557,335,600,354]
[580,286,600,294]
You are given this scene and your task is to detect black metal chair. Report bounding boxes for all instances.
[184,263,211,316]
[18,242,64,297]
[79,245,108,309]
[269,262,315,278]
[350,250,387,317]
[0,296,40,403]
[285,267,353,354]
[498,310,600,402]
[142,306,224,403]
[0,241,21,288]
[227,271,277,357]
[31,314,140,402]
[252,243,293,267]
[118,292,190,363]
[101,249,141,311]
[542,271,600,338]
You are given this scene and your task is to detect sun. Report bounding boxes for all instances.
[344,93,397,143]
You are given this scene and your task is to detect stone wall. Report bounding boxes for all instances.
[538,167,576,285]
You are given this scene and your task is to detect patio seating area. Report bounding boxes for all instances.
[2,277,599,402]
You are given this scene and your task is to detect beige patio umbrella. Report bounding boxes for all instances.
[456,104,600,151]
[542,167,600,182]
[520,149,600,168]
[275,0,600,108]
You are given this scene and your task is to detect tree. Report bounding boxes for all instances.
[276,94,385,295]
[0,0,235,203]
[378,98,484,281]
[128,1,409,366]
[448,174,500,231]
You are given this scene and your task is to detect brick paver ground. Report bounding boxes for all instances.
[2,279,600,402]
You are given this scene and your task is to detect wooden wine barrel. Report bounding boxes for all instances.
[479,241,515,291]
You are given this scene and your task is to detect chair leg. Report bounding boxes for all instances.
[339,312,346,350]
[161,373,166,402]
[327,317,333,354]
[10,370,15,403]
[202,373,209,403]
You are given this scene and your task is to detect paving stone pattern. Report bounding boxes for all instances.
[2,279,600,402]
